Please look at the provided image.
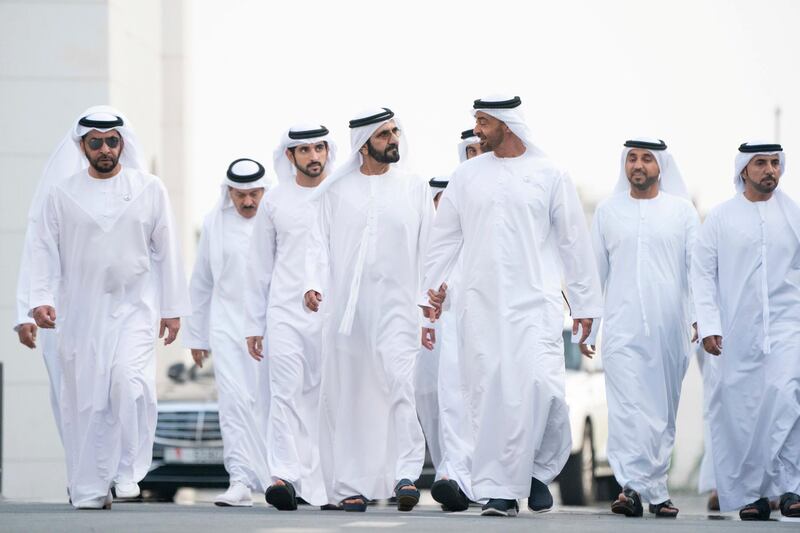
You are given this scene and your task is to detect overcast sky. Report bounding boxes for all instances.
[188,0,800,226]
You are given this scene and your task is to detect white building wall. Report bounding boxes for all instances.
[0,0,189,500]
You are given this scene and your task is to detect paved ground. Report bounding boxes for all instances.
[2,489,799,533]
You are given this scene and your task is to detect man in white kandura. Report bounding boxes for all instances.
[245,124,336,511]
[29,109,191,509]
[417,129,486,500]
[14,105,139,500]
[696,343,719,511]
[184,158,271,507]
[692,141,800,521]
[414,176,450,481]
[420,95,602,517]
[457,127,484,164]
[581,138,699,518]
[304,107,434,512]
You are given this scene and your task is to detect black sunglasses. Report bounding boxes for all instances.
[86,136,121,150]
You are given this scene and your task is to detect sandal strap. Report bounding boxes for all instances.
[622,488,641,504]
[653,500,678,514]
[740,497,771,518]
[781,492,800,513]
[395,479,416,491]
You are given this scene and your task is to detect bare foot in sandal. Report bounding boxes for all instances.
[649,500,679,518]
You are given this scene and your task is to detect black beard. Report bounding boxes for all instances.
[752,176,778,194]
[297,161,325,178]
[88,153,119,174]
[366,140,400,164]
[629,174,659,191]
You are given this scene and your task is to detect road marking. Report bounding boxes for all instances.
[255,529,336,533]
[342,521,405,528]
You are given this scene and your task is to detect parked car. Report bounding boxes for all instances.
[141,361,228,501]
[140,401,228,501]
[559,326,619,505]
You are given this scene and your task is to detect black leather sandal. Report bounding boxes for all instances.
[265,480,297,511]
[780,492,800,518]
[431,479,469,512]
[611,488,643,517]
[739,497,771,521]
[648,499,679,518]
[394,478,420,512]
[341,494,367,512]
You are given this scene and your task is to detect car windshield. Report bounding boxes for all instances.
[562,330,582,371]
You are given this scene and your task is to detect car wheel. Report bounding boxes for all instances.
[141,487,178,502]
[595,475,622,503]
[559,421,595,506]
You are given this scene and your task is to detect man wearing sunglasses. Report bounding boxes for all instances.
[26,108,191,510]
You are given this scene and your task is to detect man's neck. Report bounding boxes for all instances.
[88,164,122,180]
[629,186,659,200]
[743,188,773,202]
[360,157,391,176]
[296,172,326,188]
[492,138,527,158]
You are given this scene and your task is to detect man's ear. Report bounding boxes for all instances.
[285,148,295,164]
[359,143,368,155]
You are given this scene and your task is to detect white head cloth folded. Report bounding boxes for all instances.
[733,140,786,193]
[429,176,449,199]
[28,105,146,222]
[209,158,269,281]
[272,123,337,185]
[457,128,480,163]
[471,94,547,159]
[310,107,407,200]
[613,136,690,199]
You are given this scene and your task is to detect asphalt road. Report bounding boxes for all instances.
[1,490,799,533]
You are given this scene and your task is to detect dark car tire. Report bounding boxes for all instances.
[559,421,595,506]
[595,475,622,503]
[141,487,179,502]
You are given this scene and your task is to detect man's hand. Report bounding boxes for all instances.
[421,327,436,350]
[579,343,595,359]
[17,323,38,349]
[702,335,723,356]
[246,336,264,361]
[427,283,448,312]
[33,305,56,329]
[159,317,180,346]
[304,290,322,312]
[420,305,439,324]
[691,322,698,343]
[191,349,208,368]
[572,318,593,345]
